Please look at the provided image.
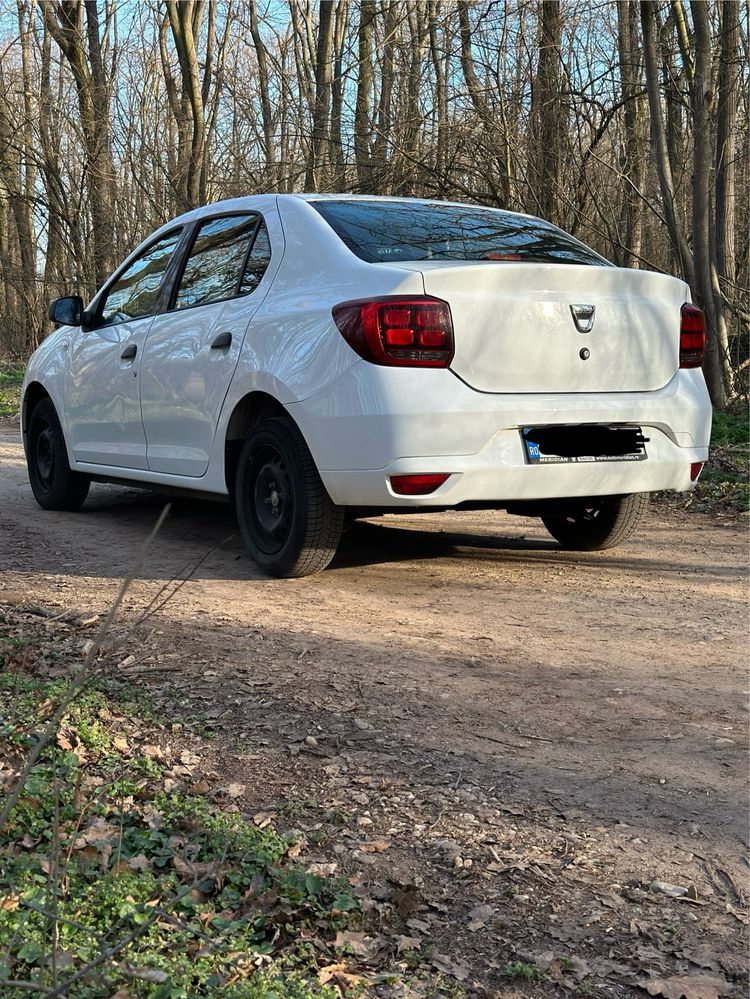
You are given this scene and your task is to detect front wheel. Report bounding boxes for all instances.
[234,417,344,578]
[540,493,649,551]
[27,397,90,511]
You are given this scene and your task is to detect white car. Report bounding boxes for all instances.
[22,194,711,577]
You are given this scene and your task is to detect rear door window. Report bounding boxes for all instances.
[173,214,270,310]
[312,200,610,266]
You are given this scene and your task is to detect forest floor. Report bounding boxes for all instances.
[0,424,747,997]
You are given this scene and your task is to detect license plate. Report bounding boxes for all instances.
[522,428,648,464]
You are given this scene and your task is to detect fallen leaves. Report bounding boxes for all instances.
[638,973,732,999]
[318,963,364,988]
[466,902,495,931]
[334,930,387,963]
[73,817,117,850]
[429,951,469,981]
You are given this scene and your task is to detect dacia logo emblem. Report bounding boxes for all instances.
[570,304,596,333]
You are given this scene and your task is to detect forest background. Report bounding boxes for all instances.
[0,0,746,406]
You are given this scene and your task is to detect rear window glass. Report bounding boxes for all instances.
[312,200,610,267]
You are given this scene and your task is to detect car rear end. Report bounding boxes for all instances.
[283,196,711,510]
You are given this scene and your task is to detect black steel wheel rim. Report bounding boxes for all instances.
[247,444,294,554]
[564,503,602,524]
[35,424,55,491]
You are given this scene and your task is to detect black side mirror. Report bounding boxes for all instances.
[48,295,84,327]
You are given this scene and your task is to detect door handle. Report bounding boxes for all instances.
[210,331,232,349]
[120,343,137,361]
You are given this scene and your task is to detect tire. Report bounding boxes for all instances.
[234,416,344,578]
[27,397,90,511]
[540,493,649,551]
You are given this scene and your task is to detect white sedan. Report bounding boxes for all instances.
[22,195,711,576]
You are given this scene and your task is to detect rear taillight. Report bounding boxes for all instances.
[690,462,704,481]
[332,296,454,367]
[390,473,450,495]
[680,304,705,368]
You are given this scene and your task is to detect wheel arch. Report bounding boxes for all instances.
[223,390,292,497]
[22,381,52,434]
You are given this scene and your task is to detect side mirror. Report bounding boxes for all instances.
[48,295,84,327]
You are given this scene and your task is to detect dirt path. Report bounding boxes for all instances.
[1,432,748,994]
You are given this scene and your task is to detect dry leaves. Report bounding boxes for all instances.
[639,973,731,999]
[334,930,386,963]
[318,963,364,988]
[429,951,469,981]
[467,902,495,931]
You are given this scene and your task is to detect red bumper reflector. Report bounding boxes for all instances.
[390,473,450,496]
[690,462,704,482]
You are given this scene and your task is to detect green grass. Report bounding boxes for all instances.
[501,961,542,982]
[0,655,355,998]
[698,405,749,513]
[0,363,23,419]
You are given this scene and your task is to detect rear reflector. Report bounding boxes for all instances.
[332,296,454,367]
[690,462,704,481]
[390,473,450,495]
[680,304,705,368]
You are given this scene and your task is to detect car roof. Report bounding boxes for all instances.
[290,192,534,220]
[163,192,534,228]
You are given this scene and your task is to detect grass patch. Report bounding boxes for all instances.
[0,363,23,419]
[697,405,749,513]
[501,961,542,982]
[0,644,355,996]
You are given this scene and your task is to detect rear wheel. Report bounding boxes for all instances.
[27,397,90,511]
[540,493,649,551]
[234,417,344,578]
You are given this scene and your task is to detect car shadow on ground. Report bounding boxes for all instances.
[46,484,738,583]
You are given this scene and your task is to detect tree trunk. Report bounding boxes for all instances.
[617,0,646,267]
[640,1,695,288]
[529,0,563,221]
[428,1,448,192]
[305,0,335,190]
[715,1,739,305]
[354,0,375,191]
[690,0,726,406]
[165,0,208,209]
[329,0,348,189]
[249,0,278,190]
[42,0,117,290]
[372,1,397,191]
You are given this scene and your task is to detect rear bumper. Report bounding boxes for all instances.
[288,364,712,507]
[319,434,708,506]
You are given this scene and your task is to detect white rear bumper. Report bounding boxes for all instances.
[289,365,711,507]
[319,436,708,506]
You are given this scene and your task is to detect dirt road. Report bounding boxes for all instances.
[1,431,748,992]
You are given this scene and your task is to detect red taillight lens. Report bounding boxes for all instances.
[680,304,705,368]
[390,473,450,495]
[332,296,454,367]
[690,462,704,481]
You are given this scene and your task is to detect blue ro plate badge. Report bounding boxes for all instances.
[522,428,648,464]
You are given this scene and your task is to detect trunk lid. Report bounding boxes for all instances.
[408,262,686,394]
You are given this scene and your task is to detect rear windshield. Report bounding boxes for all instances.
[312,200,610,267]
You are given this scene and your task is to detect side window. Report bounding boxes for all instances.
[239,222,271,295]
[174,214,262,310]
[98,230,182,327]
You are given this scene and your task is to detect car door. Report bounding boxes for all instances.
[139,213,274,476]
[63,229,184,469]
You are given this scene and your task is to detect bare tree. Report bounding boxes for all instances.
[0,0,745,402]
[41,0,116,289]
